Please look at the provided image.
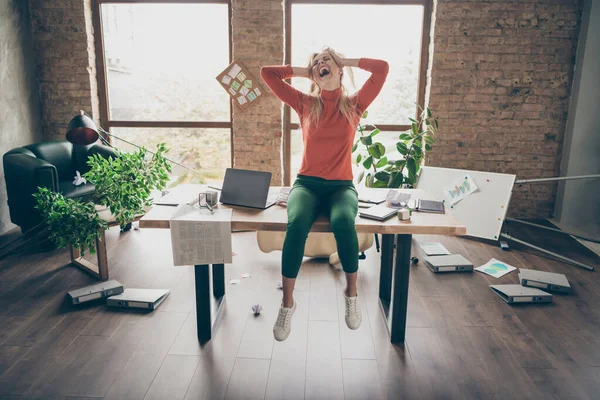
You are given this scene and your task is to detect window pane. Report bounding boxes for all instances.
[291,4,423,125]
[110,127,231,187]
[101,4,230,121]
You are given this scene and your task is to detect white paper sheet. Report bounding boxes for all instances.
[418,242,450,256]
[443,174,478,205]
[475,258,516,278]
[228,64,242,78]
[169,204,233,266]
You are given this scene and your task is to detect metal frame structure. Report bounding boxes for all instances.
[283,0,433,185]
[504,174,600,271]
[92,0,234,164]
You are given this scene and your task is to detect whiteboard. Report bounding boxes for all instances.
[416,166,516,240]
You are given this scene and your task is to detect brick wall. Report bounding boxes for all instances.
[29,0,99,141]
[231,0,284,184]
[426,0,582,218]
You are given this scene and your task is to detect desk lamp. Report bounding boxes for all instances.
[66,110,203,177]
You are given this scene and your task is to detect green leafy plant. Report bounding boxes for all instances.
[33,144,172,256]
[34,188,108,254]
[352,105,438,188]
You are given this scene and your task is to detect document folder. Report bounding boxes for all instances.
[490,284,552,304]
[107,288,170,310]
[424,254,473,273]
[67,280,124,305]
[518,269,571,294]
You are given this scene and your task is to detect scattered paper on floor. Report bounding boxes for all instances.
[475,258,516,278]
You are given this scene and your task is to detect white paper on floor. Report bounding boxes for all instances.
[241,273,251,278]
[229,279,241,284]
[251,304,262,315]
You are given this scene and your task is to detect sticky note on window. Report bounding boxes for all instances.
[244,79,252,88]
[236,71,246,81]
[237,96,247,105]
[247,92,257,101]
[231,81,241,91]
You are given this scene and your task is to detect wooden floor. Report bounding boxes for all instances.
[0,221,599,400]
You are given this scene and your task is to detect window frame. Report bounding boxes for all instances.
[283,0,432,185]
[93,0,234,165]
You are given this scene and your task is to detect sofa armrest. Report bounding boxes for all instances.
[87,143,118,161]
[3,153,59,228]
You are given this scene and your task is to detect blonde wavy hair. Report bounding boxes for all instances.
[304,47,359,130]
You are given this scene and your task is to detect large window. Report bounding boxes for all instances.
[95,1,231,186]
[285,0,431,184]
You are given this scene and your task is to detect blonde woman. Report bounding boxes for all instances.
[261,48,389,341]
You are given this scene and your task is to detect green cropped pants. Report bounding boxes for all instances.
[282,175,359,279]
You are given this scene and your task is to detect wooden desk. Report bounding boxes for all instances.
[140,185,466,343]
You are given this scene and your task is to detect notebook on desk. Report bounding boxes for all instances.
[359,204,397,221]
[415,199,445,213]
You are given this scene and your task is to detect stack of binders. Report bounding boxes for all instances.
[489,269,571,304]
[67,280,170,310]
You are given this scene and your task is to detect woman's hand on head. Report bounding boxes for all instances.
[328,51,346,68]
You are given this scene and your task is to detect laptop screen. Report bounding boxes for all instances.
[220,168,272,208]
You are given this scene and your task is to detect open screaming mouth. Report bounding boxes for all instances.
[319,67,330,78]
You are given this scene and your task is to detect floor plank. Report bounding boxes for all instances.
[342,359,383,400]
[103,311,188,400]
[224,357,271,400]
[143,354,200,400]
[305,320,344,400]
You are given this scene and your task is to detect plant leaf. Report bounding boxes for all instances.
[376,156,388,168]
[361,136,372,146]
[399,133,412,141]
[370,128,380,137]
[362,110,369,119]
[375,171,390,182]
[356,153,362,164]
[367,145,380,159]
[362,156,373,169]
[357,169,365,184]
[389,171,404,188]
[407,158,417,182]
[396,142,408,155]
[411,123,418,135]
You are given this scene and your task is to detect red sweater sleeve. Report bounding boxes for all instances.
[355,58,389,114]
[260,65,306,114]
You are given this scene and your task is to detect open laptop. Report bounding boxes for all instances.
[220,168,277,209]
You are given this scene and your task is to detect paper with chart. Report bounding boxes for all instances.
[169,204,233,266]
[443,174,478,205]
[475,258,516,278]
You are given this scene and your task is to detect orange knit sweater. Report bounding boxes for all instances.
[260,58,389,181]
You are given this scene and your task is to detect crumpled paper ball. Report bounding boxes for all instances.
[251,304,262,315]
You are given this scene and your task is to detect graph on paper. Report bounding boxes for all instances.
[443,174,478,205]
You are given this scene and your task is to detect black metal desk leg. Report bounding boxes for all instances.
[195,265,212,343]
[212,264,225,298]
[379,234,394,304]
[390,234,412,343]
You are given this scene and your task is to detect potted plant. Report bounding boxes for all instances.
[32,143,171,256]
[352,104,438,188]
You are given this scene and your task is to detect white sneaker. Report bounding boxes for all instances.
[273,301,297,341]
[344,292,361,330]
